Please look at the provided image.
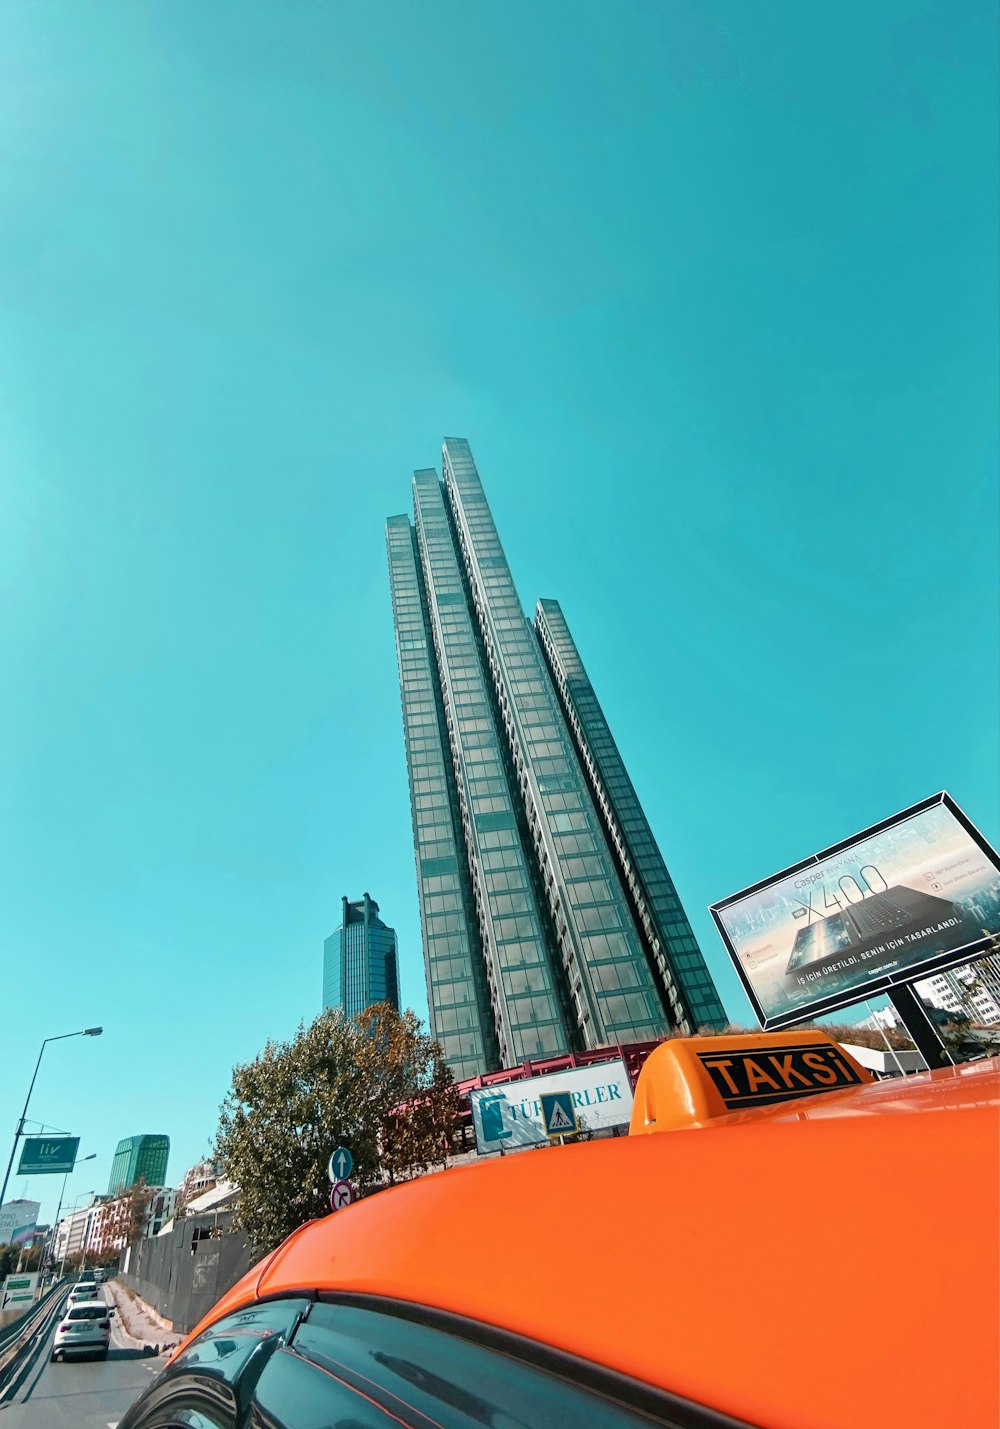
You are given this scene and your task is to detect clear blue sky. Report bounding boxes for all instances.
[1,1,996,1226]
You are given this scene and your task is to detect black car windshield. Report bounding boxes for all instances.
[68,1305,107,1319]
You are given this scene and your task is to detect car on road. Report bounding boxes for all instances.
[51,1299,115,1362]
[67,1282,101,1306]
[116,1033,999,1429]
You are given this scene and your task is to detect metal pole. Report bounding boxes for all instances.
[47,1152,94,1283]
[864,1000,908,1079]
[887,985,955,1069]
[52,1171,70,1248]
[0,1028,103,1211]
[59,1193,95,1279]
[46,1169,71,1284]
[0,1040,49,1212]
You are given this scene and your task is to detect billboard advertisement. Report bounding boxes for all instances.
[0,1201,41,1248]
[16,1136,79,1176]
[469,1058,633,1154]
[710,792,1000,1030]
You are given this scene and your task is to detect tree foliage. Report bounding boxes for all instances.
[120,1177,156,1245]
[215,1004,459,1252]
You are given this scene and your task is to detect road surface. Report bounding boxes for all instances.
[1,1307,165,1428]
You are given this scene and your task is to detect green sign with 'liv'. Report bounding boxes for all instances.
[17,1136,79,1175]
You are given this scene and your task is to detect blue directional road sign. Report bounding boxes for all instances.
[329,1180,355,1211]
[539,1091,578,1137]
[327,1146,353,1183]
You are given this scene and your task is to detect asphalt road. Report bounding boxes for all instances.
[0,1310,166,1428]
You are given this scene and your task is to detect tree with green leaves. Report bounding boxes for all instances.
[215,1004,459,1253]
[120,1177,156,1246]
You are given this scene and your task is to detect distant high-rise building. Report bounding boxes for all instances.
[323,893,400,1017]
[915,952,1000,1026]
[387,438,727,1079]
[107,1134,170,1196]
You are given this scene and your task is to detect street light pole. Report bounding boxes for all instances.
[58,1191,96,1280]
[47,1153,97,1281]
[0,1028,102,1211]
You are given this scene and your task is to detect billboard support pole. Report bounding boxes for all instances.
[887,985,953,1070]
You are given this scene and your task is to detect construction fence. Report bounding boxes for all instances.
[120,1210,254,1335]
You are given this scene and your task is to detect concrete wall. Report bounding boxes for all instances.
[121,1212,254,1335]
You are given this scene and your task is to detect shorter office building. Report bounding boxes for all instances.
[323,893,400,1017]
[915,954,1000,1026]
[53,1204,98,1266]
[176,1160,219,1211]
[87,1187,176,1260]
[108,1134,170,1196]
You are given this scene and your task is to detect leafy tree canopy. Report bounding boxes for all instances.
[215,1004,458,1252]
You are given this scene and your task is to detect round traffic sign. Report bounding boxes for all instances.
[329,1179,355,1212]
[327,1146,354,1183]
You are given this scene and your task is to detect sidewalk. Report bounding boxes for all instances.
[107,1278,183,1356]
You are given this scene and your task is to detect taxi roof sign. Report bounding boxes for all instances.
[629,1031,873,1134]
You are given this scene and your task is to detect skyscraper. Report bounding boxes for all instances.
[387,439,726,1079]
[535,599,727,1032]
[107,1134,170,1196]
[323,893,400,1018]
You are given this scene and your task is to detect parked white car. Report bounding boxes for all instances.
[52,1299,115,1361]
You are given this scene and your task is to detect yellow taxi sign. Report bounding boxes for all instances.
[629,1030,873,1134]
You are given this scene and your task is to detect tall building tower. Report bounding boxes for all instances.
[387,439,726,1078]
[535,600,727,1031]
[323,893,400,1018]
[107,1134,170,1196]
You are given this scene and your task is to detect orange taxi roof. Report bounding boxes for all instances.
[179,1057,1000,1429]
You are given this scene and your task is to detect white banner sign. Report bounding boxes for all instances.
[470,1058,633,1153]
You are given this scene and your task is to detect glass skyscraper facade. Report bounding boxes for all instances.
[535,599,727,1031]
[107,1134,170,1196]
[323,893,400,1018]
[387,438,726,1079]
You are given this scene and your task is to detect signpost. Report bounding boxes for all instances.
[16,1137,79,1177]
[327,1146,355,1212]
[1,1273,39,1313]
[329,1180,355,1211]
[327,1146,353,1183]
[540,1091,578,1138]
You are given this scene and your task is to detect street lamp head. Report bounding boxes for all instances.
[81,1153,97,1162]
[83,1027,103,1037]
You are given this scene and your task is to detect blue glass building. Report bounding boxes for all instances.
[387,439,727,1079]
[107,1134,170,1196]
[323,893,400,1018]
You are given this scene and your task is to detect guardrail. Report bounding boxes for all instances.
[0,1280,68,1397]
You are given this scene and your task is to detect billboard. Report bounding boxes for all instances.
[0,1201,41,1248]
[710,792,1000,1030]
[17,1136,79,1176]
[469,1058,633,1153]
